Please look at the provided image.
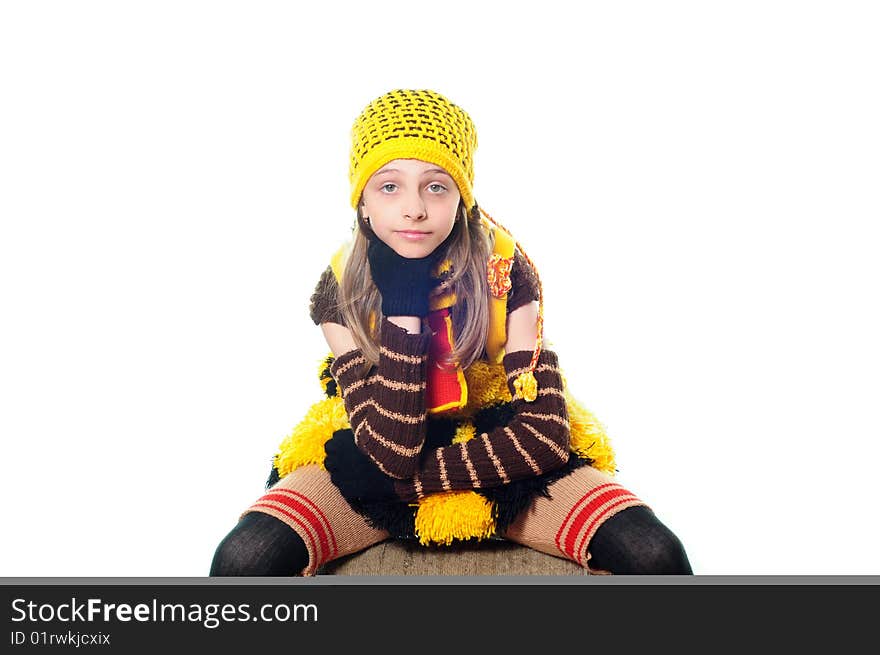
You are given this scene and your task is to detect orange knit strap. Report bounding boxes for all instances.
[479,206,544,402]
[487,253,514,298]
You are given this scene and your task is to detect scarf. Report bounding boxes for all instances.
[425,260,468,415]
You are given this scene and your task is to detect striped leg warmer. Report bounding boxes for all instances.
[241,465,389,576]
[502,466,647,574]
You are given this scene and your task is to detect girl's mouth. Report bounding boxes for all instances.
[397,231,430,241]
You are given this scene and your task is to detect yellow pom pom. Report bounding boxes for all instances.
[414,491,496,546]
[451,420,477,444]
[273,396,349,477]
[565,389,617,474]
[513,371,538,402]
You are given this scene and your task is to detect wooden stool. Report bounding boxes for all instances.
[318,539,587,576]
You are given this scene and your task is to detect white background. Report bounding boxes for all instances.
[1,1,878,576]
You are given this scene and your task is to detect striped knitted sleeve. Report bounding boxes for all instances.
[392,348,570,502]
[328,316,432,479]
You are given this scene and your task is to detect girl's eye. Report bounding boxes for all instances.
[380,182,446,193]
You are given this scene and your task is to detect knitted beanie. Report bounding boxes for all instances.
[348,88,478,212]
[347,88,546,402]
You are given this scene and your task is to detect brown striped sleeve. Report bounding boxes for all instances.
[392,349,570,502]
[328,316,431,479]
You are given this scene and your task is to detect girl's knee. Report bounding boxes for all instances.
[637,528,692,575]
[590,505,693,575]
[210,532,263,576]
[209,512,309,577]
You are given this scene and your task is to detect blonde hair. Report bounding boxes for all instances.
[336,200,493,378]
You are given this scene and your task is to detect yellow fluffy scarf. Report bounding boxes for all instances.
[271,354,617,546]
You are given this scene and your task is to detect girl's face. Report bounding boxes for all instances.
[360,158,461,258]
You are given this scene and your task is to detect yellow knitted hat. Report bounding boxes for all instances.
[349,88,478,212]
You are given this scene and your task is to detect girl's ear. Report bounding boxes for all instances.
[357,211,375,241]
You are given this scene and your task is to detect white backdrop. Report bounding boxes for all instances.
[1,1,878,576]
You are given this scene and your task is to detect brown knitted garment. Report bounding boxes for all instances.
[393,348,570,501]
[329,320,570,502]
[329,317,432,480]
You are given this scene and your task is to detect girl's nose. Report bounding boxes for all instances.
[402,193,428,221]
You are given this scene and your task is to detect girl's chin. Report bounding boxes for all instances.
[391,241,435,258]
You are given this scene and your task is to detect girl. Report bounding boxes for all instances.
[210,88,692,576]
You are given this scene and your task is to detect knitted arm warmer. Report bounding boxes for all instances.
[391,348,571,502]
[328,316,431,479]
[309,266,343,326]
[506,247,541,314]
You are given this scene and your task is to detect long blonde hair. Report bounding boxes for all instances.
[336,200,494,378]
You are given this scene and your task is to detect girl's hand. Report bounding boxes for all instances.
[366,236,448,318]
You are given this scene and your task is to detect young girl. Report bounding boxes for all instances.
[210,88,692,576]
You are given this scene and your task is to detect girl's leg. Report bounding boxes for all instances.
[588,504,692,574]
[210,512,310,576]
[210,465,389,576]
[501,465,690,574]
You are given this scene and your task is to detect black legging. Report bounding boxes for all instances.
[210,512,310,576]
[209,505,692,576]
[588,505,693,574]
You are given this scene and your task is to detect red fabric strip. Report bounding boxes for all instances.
[269,488,338,558]
[249,503,321,567]
[260,491,333,562]
[559,485,634,559]
[573,496,641,566]
[554,483,617,554]
[425,307,463,413]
